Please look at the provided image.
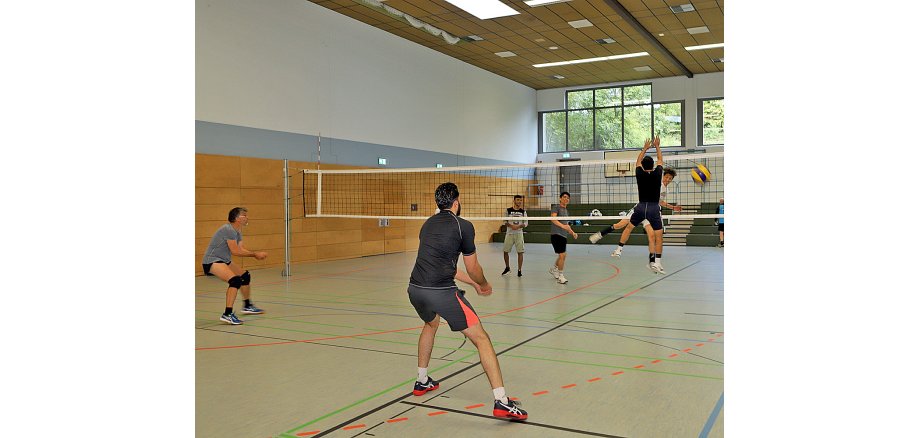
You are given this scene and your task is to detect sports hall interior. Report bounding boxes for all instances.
[196,1,724,437]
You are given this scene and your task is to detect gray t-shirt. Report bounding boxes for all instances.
[202,223,242,264]
[550,204,569,237]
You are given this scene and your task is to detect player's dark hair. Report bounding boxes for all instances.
[560,191,570,198]
[513,195,523,200]
[663,168,677,178]
[228,207,248,223]
[641,156,654,170]
[435,182,460,210]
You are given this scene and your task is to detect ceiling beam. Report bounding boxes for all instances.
[601,0,693,78]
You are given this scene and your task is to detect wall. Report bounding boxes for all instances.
[196,0,537,164]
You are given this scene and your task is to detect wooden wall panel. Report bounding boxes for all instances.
[196,153,530,275]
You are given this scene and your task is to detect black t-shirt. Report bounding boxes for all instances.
[636,165,663,202]
[409,210,476,288]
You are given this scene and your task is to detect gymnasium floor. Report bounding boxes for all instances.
[195,242,724,438]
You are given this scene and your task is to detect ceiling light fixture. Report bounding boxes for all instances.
[525,0,572,6]
[669,3,695,13]
[355,0,460,44]
[443,0,519,20]
[462,35,484,41]
[595,38,616,44]
[567,19,594,28]
[686,26,709,34]
[533,51,649,68]
[548,46,559,50]
[552,75,565,79]
[685,42,723,51]
[495,51,518,57]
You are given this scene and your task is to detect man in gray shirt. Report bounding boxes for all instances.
[202,207,268,325]
[549,192,578,284]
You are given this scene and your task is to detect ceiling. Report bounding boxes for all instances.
[307,0,723,90]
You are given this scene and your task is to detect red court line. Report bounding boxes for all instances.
[716,333,723,337]
[651,359,662,364]
[428,411,447,416]
[465,404,485,409]
[683,348,692,352]
[695,343,704,347]
[669,353,679,358]
[588,377,601,382]
[708,338,714,341]
[612,371,624,375]
[633,365,644,369]
[386,418,408,423]
[509,397,519,401]
[198,261,623,351]
[342,424,366,430]
[296,432,319,436]
[533,390,549,396]
[562,384,577,389]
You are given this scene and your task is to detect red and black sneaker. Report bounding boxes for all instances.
[413,377,439,396]
[493,397,528,420]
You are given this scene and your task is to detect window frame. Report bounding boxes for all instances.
[697,97,724,147]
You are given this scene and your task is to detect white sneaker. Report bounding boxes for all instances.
[648,262,658,273]
[557,273,568,284]
[588,232,602,244]
[549,265,560,279]
[653,263,666,275]
[611,247,622,258]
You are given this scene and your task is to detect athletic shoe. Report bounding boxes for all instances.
[501,267,511,276]
[413,376,439,396]
[653,263,666,275]
[611,247,622,258]
[493,398,528,420]
[517,270,522,277]
[588,231,602,244]
[557,273,568,284]
[220,313,243,325]
[549,266,560,279]
[241,304,264,314]
[718,242,724,248]
[648,262,658,274]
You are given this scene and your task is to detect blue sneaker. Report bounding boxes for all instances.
[493,397,527,420]
[413,377,439,396]
[241,304,264,314]
[220,313,243,325]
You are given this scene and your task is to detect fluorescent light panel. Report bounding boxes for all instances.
[495,51,517,57]
[443,0,519,20]
[634,66,652,71]
[685,42,724,51]
[533,52,648,68]
[568,19,593,28]
[686,26,709,34]
[525,0,572,6]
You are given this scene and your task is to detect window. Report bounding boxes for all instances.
[538,83,684,153]
[541,111,566,152]
[698,98,724,146]
[654,102,683,147]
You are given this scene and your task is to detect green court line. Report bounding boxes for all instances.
[281,351,479,435]
[197,317,720,366]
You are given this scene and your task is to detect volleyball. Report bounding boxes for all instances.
[589,209,602,217]
[691,164,712,185]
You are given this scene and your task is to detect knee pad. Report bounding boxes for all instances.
[241,271,251,286]
[228,276,243,289]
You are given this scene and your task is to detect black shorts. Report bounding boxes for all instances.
[718,223,724,232]
[550,234,567,254]
[202,261,230,276]
[630,202,663,231]
[408,284,480,332]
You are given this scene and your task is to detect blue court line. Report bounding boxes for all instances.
[699,392,724,438]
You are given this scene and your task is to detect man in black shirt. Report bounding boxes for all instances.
[631,136,667,274]
[407,182,528,421]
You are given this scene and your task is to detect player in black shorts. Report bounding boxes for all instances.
[407,182,527,421]
[631,136,667,274]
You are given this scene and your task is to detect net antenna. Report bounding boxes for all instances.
[301,151,724,222]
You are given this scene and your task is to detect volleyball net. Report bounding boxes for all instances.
[301,151,724,222]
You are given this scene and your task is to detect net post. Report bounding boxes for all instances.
[282,159,292,277]
[316,171,322,216]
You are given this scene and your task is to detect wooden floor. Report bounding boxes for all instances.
[196,242,724,438]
